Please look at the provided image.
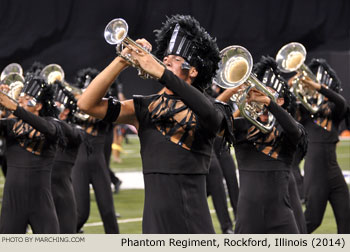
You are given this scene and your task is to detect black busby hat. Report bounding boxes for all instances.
[153,14,220,91]
[253,56,287,97]
[21,75,59,117]
[25,61,45,77]
[253,56,296,115]
[74,67,100,90]
[53,81,78,120]
[308,58,342,93]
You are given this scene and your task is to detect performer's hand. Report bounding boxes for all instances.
[287,74,299,88]
[300,76,321,91]
[0,91,18,111]
[247,89,270,106]
[216,83,248,103]
[0,84,10,93]
[130,39,165,79]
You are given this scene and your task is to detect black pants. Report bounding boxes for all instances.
[291,164,304,201]
[104,125,121,185]
[235,170,299,234]
[207,154,233,233]
[143,173,215,234]
[213,138,239,217]
[51,161,77,233]
[216,147,239,217]
[304,142,350,233]
[72,137,119,234]
[288,171,307,233]
[0,167,59,234]
[0,155,7,177]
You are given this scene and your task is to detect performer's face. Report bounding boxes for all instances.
[163,55,192,83]
[18,94,41,114]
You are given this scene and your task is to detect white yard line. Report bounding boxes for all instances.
[83,209,233,228]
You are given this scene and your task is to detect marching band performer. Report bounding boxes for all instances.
[218,56,306,233]
[72,68,119,234]
[290,59,350,233]
[51,80,87,233]
[0,76,63,233]
[77,14,233,233]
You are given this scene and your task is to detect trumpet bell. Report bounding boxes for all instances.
[215,46,253,89]
[40,64,65,84]
[1,63,23,81]
[275,42,306,73]
[104,18,128,45]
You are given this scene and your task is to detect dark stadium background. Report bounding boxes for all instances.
[0,0,349,103]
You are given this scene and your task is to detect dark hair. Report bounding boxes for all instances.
[25,61,45,77]
[74,67,100,89]
[154,14,220,91]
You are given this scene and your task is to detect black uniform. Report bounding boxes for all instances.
[72,118,119,233]
[51,121,85,233]
[234,101,302,234]
[288,170,307,233]
[214,137,239,218]
[103,123,121,190]
[131,70,225,233]
[206,136,238,233]
[206,152,233,233]
[0,107,60,233]
[301,85,350,233]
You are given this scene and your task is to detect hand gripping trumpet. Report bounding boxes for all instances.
[104,18,166,79]
[214,46,277,134]
[275,42,324,114]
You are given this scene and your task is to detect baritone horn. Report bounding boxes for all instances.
[40,64,89,121]
[0,63,23,81]
[214,46,277,134]
[39,63,82,95]
[0,64,25,110]
[104,18,166,79]
[275,42,323,114]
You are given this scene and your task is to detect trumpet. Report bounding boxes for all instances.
[104,18,166,79]
[275,42,323,114]
[214,46,277,133]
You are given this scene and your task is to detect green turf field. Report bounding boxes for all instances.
[0,136,349,234]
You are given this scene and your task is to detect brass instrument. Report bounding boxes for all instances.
[0,73,24,111]
[40,64,89,121]
[215,46,277,133]
[275,42,323,114]
[104,18,166,79]
[0,63,23,81]
[0,64,25,111]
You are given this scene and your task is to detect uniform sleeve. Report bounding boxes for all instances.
[13,106,57,138]
[267,101,301,145]
[159,69,223,133]
[319,85,347,120]
[58,121,83,146]
[0,119,9,135]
